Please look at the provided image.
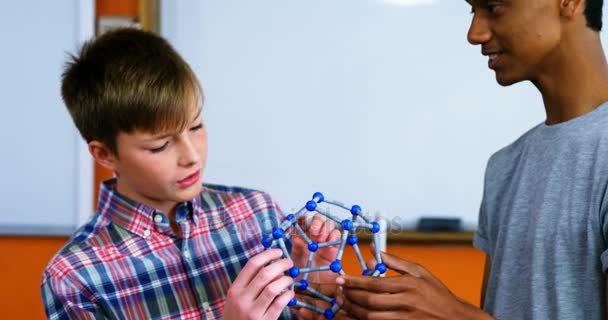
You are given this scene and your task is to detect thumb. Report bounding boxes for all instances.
[380,251,424,278]
[365,256,378,271]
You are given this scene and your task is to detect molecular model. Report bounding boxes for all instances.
[261,192,386,319]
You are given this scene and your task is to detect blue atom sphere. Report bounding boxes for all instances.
[261,236,273,248]
[298,279,309,290]
[350,205,362,215]
[306,200,317,211]
[347,235,358,245]
[324,309,335,319]
[371,221,380,233]
[313,192,325,203]
[288,266,300,278]
[330,260,342,273]
[341,219,353,231]
[288,298,297,307]
[272,227,284,239]
[362,269,372,276]
[286,213,295,221]
[375,263,387,274]
[308,241,319,252]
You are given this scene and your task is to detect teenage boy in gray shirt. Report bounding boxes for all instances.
[328,0,608,319]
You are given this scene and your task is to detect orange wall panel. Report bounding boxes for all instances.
[0,237,68,319]
[341,244,485,307]
[96,0,138,17]
[1,238,484,319]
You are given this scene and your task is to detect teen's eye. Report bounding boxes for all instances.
[190,123,203,131]
[149,141,169,153]
[488,4,504,15]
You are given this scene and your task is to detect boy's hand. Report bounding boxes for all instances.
[291,214,341,284]
[336,252,494,320]
[223,249,294,320]
[294,282,355,320]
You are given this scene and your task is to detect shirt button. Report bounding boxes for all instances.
[143,229,151,237]
[154,214,163,224]
[183,250,191,259]
[202,302,210,312]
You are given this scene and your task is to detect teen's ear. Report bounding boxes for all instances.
[559,0,583,19]
[88,140,118,172]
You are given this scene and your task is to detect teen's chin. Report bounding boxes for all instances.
[494,71,524,87]
[174,183,203,201]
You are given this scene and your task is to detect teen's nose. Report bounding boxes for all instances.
[467,11,492,45]
[178,136,201,167]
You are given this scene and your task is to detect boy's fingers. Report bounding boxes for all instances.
[298,308,354,320]
[254,275,294,310]
[365,257,378,271]
[317,219,333,241]
[309,214,325,237]
[294,293,330,312]
[328,228,341,242]
[249,257,293,296]
[337,274,415,293]
[263,288,295,320]
[232,249,283,289]
[296,282,340,300]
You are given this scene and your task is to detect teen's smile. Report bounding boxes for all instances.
[483,49,503,69]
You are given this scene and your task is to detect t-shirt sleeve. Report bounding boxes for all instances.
[474,198,490,254]
[600,185,608,272]
[474,160,492,255]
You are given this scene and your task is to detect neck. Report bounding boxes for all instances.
[532,30,608,124]
[114,179,178,219]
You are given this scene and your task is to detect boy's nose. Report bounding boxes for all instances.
[178,138,201,167]
[467,13,492,45]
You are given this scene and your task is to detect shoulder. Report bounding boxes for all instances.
[41,215,118,285]
[198,183,283,220]
[485,124,542,174]
[201,183,276,206]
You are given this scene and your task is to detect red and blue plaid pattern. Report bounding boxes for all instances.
[41,179,292,319]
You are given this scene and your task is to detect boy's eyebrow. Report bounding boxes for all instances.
[144,108,203,141]
[191,107,202,123]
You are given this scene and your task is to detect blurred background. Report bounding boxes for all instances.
[1,0,593,317]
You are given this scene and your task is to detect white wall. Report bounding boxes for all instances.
[0,1,94,235]
[160,0,589,230]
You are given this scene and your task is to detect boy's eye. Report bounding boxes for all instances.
[190,123,203,131]
[149,141,169,153]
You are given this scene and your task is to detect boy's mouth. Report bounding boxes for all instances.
[177,170,201,187]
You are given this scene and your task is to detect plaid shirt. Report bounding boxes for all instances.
[41,179,293,319]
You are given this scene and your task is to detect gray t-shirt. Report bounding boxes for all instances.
[474,102,608,319]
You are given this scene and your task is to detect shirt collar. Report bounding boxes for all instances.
[97,178,200,238]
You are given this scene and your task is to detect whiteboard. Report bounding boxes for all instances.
[0,0,94,235]
[160,0,596,230]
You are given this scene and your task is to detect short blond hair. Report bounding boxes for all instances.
[61,28,204,154]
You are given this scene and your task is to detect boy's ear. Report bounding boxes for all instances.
[559,0,583,19]
[88,141,118,172]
